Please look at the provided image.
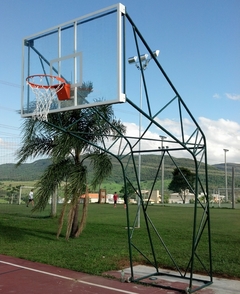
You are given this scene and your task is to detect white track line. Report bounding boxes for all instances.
[0,260,137,294]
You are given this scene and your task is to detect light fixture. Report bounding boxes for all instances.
[153,50,160,57]
[128,56,137,64]
[128,50,159,65]
[140,53,148,61]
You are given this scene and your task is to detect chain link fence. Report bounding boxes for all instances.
[0,137,25,207]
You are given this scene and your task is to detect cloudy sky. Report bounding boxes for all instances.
[0,0,239,165]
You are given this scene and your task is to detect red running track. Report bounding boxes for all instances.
[0,255,173,294]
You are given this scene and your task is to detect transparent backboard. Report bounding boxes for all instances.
[21,3,126,118]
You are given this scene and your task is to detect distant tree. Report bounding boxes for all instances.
[120,182,136,202]
[168,167,195,204]
[6,185,20,204]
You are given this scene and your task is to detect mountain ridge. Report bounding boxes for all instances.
[0,156,239,192]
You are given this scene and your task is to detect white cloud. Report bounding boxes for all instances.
[225,93,240,101]
[198,117,240,164]
[213,93,220,99]
[120,117,240,165]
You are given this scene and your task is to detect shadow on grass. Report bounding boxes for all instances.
[2,213,52,219]
[0,222,58,242]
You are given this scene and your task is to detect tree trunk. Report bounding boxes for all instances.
[183,190,186,204]
[98,184,101,203]
[50,187,58,217]
[70,201,80,237]
[57,199,68,238]
[75,187,89,237]
[70,186,89,238]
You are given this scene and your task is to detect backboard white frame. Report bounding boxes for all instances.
[21,3,126,118]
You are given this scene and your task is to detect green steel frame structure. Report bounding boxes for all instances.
[23,6,212,293]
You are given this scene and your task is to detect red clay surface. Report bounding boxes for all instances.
[0,255,215,293]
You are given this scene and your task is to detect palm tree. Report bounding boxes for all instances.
[16,90,126,239]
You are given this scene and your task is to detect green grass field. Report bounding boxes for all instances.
[0,203,239,279]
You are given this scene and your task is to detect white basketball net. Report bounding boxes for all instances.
[27,76,64,122]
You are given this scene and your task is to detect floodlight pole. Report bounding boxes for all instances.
[137,70,142,228]
[223,148,229,202]
[128,50,159,228]
[159,136,167,204]
[232,166,235,209]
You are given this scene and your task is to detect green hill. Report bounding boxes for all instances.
[0,156,239,192]
[0,159,52,181]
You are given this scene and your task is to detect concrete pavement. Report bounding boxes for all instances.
[106,265,240,293]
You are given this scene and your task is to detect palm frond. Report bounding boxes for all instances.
[67,164,87,196]
[32,158,73,211]
[16,136,55,166]
[88,152,112,189]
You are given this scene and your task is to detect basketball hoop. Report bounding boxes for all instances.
[26,74,71,121]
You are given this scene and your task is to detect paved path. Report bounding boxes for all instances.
[1,255,239,293]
